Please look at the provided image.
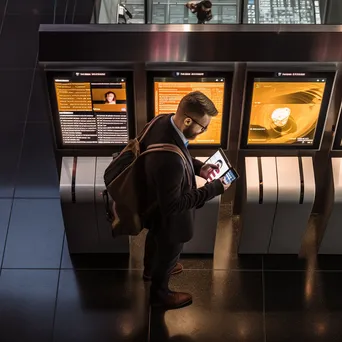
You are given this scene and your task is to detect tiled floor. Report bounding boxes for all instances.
[1,1,342,342]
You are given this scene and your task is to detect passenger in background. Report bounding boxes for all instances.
[141,91,230,310]
[185,0,213,24]
[118,2,133,24]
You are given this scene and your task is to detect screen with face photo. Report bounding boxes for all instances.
[205,150,229,182]
[247,79,327,146]
[53,73,129,146]
[154,77,225,145]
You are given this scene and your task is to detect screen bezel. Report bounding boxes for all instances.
[223,168,239,184]
[147,71,232,150]
[332,106,342,150]
[240,71,335,150]
[46,70,135,153]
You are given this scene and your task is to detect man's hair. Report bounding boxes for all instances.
[178,91,218,118]
[202,0,212,8]
[105,91,116,98]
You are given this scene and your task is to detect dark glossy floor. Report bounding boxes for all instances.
[1,1,342,342]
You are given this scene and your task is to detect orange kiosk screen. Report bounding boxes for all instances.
[154,80,225,145]
[247,81,326,145]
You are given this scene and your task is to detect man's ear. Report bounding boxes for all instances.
[184,118,192,126]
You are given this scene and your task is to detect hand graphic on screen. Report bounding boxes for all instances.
[207,159,223,182]
[200,163,218,180]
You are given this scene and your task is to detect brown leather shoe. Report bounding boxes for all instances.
[143,262,183,281]
[151,291,192,310]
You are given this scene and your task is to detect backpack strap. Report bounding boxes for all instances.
[143,143,192,186]
[137,115,167,142]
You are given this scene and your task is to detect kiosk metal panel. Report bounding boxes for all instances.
[60,157,73,203]
[239,156,277,254]
[302,156,316,203]
[269,156,314,254]
[319,158,342,254]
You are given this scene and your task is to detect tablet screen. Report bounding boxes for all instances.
[223,168,238,184]
[205,150,229,182]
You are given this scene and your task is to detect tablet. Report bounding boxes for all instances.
[204,148,239,184]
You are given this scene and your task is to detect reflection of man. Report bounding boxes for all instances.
[104,91,116,104]
[208,159,223,181]
[185,0,213,24]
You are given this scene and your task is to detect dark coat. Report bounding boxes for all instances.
[140,114,224,243]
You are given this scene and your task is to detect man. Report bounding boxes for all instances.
[140,91,230,310]
[185,0,213,24]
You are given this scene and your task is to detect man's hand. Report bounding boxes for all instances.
[200,163,219,180]
[220,177,231,191]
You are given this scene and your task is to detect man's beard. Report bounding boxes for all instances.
[183,126,199,140]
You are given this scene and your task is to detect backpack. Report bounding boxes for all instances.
[103,115,191,238]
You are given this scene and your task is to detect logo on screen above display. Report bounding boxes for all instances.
[74,72,107,77]
[174,72,205,77]
[276,72,307,77]
[173,72,225,83]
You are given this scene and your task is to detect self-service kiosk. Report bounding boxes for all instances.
[238,70,334,255]
[46,70,135,254]
[147,70,233,254]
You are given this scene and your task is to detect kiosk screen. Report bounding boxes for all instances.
[53,72,130,146]
[154,77,225,145]
[247,78,327,146]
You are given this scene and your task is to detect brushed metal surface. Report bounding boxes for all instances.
[269,157,314,254]
[319,157,342,254]
[245,157,259,203]
[261,157,278,203]
[276,157,300,202]
[75,157,96,203]
[59,157,73,203]
[134,63,148,134]
[39,24,342,63]
[332,157,342,203]
[302,157,316,204]
[238,156,277,254]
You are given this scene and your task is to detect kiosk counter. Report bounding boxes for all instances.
[238,71,334,255]
[147,70,233,254]
[46,70,136,254]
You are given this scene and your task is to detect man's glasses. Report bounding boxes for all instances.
[184,114,208,133]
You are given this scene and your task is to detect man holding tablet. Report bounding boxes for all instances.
[141,91,231,310]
